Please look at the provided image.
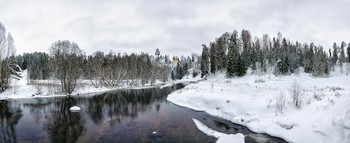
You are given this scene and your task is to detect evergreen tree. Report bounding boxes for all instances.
[216,37,226,71]
[171,70,175,80]
[184,62,189,76]
[324,51,330,75]
[155,48,160,61]
[176,62,184,79]
[275,54,289,75]
[200,44,209,78]
[236,54,247,77]
[226,41,238,77]
[231,30,239,49]
[332,43,338,66]
[339,41,346,73]
[347,43,350,62]
[258,50,266,73]
[339,41,346,64]
[297,44,303,66]
[303,44,313,73]
[241,29,252,67]
[209,42,217,74]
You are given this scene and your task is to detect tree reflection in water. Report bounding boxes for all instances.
[46,97,85,143]
[0,100,23,143]
[88,87,173,126]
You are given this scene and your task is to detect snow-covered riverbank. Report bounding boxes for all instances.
[0,70,199,100]
[168,70,350,143]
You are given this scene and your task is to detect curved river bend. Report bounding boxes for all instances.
[0,84,286,143]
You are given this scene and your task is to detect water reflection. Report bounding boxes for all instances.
[0,100,22,143]
[46,97,85,143]
[0,84,286,143]
[88,87,168,125]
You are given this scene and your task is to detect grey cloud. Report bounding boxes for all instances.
[0,0,349,56]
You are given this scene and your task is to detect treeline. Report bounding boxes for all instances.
[15,50,199,87]
[14,44,174,93]
[0,22,21,92]
[10,38,198,94]
[201,29,350,78]
[171,54,200,80]
[84,51,171,87]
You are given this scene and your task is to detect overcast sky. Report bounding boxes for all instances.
[0,0,349,56]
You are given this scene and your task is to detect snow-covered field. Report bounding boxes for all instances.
[168,68,350,143]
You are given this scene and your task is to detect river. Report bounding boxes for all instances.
[0,84,286,143]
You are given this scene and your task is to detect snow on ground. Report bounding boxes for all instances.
[0,70,113,99]
[0,70,201,100]
[168,68,350,143]
[192,118,245,143]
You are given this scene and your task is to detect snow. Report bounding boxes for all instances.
[192,118,245,143]
[0,70,200,100]
[0,70,115,99]
[2,68,349,142]
[168,68,350,143]
[69,106,81,112]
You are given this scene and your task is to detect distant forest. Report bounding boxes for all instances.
[1,21,350,94]
[200,29,350,78]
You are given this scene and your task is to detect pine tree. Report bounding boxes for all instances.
[200,44,209,78]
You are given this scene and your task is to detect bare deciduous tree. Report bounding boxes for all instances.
[49,40,83,94]
[289,80,304,109]
[275,91,286,116]
[0,23,5,90]
[0,23,21,92]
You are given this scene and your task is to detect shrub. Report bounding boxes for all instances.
[289,80,304,109]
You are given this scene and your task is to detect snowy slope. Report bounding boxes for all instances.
[168,69,350,143]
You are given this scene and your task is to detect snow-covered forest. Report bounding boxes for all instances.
[0,22,201,96]
[1,19,350,142]
[200,29,350,78]
[1,20,350,97]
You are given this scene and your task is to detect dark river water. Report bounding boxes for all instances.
[0,84,287,143]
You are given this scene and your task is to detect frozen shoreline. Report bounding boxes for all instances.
[167,70,350,143]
